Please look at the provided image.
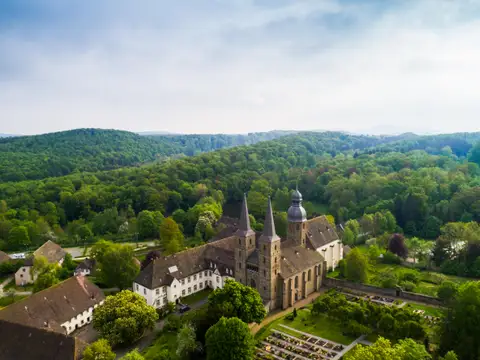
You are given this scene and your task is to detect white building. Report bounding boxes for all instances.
[15,240,67,286]
[134,238,236,308]
[0,275,104,335]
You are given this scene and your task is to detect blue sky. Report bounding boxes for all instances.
[1,0,480,135]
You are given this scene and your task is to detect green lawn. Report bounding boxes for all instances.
[403,303,445,318]
[256,309,356,345]
[0,295,28,307]
[143,331,178,360]
[182,289,212,306]
[3,279,33,292]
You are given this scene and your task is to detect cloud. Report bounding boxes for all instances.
[0,0,480,135]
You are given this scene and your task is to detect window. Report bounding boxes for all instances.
[81,320,84,325]
[238,262,242,269]
[20,274,23,278]
[156,299,160,306]
[188,276,191,283]
[209,280,212,286]
[264,270,266,277]
[204,271,207,276]
[274,269,277,275]
[297,224,300,230]
[294,276,299,288]
[182,290,186,296]
[239,238,241,245]
[163,287,166,293]
[136,284,139,291]
[156,289,160,295]
[249,239,252,245]
[200,282,203,289]
[308,269,311,281]
[263,257,265,264]
[23,268,26,272]
[188,287,192,294]
[209,271,212,276]
[216,276,219,283]
[193,275,197,280]
[263,245,266,251]
[181,279,185,285]
[88,317,91,322]
[275,245,277,251]
[199,272,202,279]
[144,289,146,295]
[275,257,277,263]
[194,285,197,291]
[205,280,208,287]
[264,286,267,291]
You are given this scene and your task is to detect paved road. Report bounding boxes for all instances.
[115,298,208,358]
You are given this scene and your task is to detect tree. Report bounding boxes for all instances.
[439,351,459,360]
[137,210,157,240]
[406,237,421,263]
[160,217,184,255]
[344,337,430,360]
[207,279,266,324]
[176,322,202,359]
[423,216,442,239]
[440,281,480,360]
[123,349,144,360]
[82,339,116,360]
[388,234,408,259]
[91,241,139,289]
[205,317,255,360]
[274,211,288,238]
[342,227,355,246]
[33,271,59,293]
[344,248,369,283]
[468,141,480,165]
[437,281,458,303]
[8,226,30,250]
[93,290,158,346]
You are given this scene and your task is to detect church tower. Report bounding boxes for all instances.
[287,187,307,247]
[258,198,281,309]
[234,194,256,285]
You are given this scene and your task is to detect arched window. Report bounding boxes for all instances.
[308,269,311,281]
[250,279,257,289]
[294,276,298,288]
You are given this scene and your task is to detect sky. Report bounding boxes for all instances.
[1,0,480,136]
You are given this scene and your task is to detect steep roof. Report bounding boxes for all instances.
[306,216,340,249]
[0,276,104,332]
[33,240,67,264]
[279,240,325,279]
[75,258,96,271]
[236,194,255,237]
[0,319,83,360]
[135,236,237,289]
[0,250,10,264]
[258,198,281,243]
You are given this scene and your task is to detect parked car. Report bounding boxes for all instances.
[178,304,191,314]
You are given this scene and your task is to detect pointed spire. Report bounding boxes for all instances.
[236,193,255,237]
[260,198,280,242]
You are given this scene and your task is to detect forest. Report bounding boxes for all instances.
[0,130,478,253]
[0,128,293,181]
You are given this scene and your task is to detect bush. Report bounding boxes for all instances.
[420,272,446,285]
[441,260,468,277]
[400,270,420,284]
[400,281,416,292]
[337,259,346,278]
[437,281,458,302]
[285,313,295,321]
[344,320,371,337]
[164,314,182,332]
[382,251,402,264]
[379,272,398,288]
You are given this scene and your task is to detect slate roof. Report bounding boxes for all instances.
[0,319,83,360]
[306,216,340,249]
[0,276,104,333]
[0,250,10,264]
[33,240,67,264]
[135,236,237,289]
[75,258,96,271]
[279,240,325,279]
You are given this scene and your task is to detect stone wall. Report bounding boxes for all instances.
[324,277,443,306]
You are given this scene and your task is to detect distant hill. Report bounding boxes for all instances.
[0,134,19,138]
[0,128,292,182]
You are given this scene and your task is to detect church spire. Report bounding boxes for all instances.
[259,198,280,242]
[236,193,255,237]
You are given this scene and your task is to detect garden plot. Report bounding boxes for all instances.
[258,329,346,360]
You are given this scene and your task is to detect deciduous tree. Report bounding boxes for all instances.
[205,317,255,360]
[93,290,158,346]
[345,248,369,283]
[82,339,116,360]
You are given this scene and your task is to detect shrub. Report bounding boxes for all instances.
[400,281,416,292]
[344,320,371,337]
[337,259,346,278]
[285,313,295,321]
[382,251,402,264]
[420,272,446,285]
[400,270,420,284]
[437,281,458,302]
[380,272,398,288]
[441,260,468,277]
[164,314,182,332]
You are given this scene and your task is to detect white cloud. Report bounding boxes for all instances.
[1,0,480,135]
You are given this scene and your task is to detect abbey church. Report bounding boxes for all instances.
[134,189,342,311]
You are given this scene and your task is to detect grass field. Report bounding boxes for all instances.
[0,295,28,308]
[182,288,212,305]
[256,309,356,345]
[143,331,178,360]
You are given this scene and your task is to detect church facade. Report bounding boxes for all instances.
[134,189,342,311]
